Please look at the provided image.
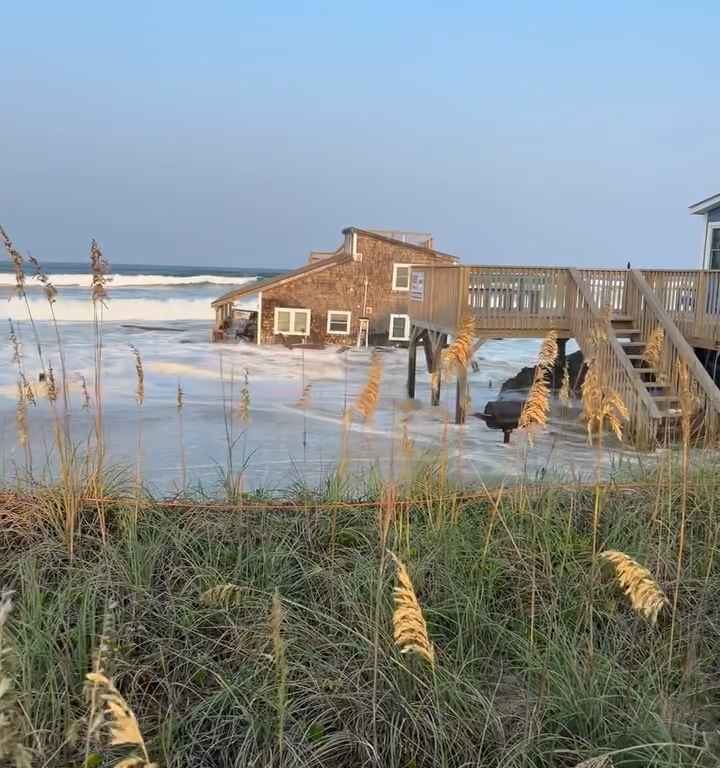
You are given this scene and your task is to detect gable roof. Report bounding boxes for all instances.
[212,251,352,306]
[689,193,720,215]
[212,227,457,306]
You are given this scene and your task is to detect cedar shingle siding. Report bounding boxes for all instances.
[259,231,454,345]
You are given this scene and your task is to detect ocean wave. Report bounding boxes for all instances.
[0,296,217,322]
[0,274,259,288]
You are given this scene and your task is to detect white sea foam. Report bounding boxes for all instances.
[0,296,216,322]
[0,273,259,288]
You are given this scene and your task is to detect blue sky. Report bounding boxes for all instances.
[1,1,718,268]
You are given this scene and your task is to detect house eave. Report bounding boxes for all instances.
[689,193,720,215]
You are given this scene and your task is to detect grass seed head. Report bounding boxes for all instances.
[537,330,559,371]
[559,363,571,406]
[89,239,111,304]
[237,369,251,424]
[27,253,58,304]
[200,584,244,606]
[388,551,435,667]
[581,362,629,444]
[355,351,383,422]
[0,225,26,297]
[600,549,668,625]
[519,369,551,445]
[129,346,144,407]
[176,381,184,411]
[15,384,28,448]
[642,327,664,371]
[443,315,476,376]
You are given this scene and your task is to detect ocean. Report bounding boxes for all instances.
[0,260,636,492]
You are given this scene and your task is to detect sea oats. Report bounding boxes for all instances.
[388,551,435,667]
[15,384,28,448]
[89,239,111,304]
[443,315,476,376]
[559,363,571,406]
[642,327,664,371]
[581,362,629,444]
[200,584,244,606]
[129,346,144,407]
[237,369,251,424]
[355,350,383,422]
[0,225,26,297]
[27,253,58,304]
[47,365,57,404]
[600,549,668,624]
[537,330,558,371]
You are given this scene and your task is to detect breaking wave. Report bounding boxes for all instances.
[0,274,259,288]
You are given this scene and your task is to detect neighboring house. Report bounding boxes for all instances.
[689,192,720,269]
[211,228,458,345]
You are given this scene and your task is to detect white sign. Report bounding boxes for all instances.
[410,270,425,301]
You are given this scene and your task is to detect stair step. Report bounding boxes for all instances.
[650,395,680,402]
[622,341,647,349]
[615,328,642,337]
[644,382,670,389]
[635,368,660,375]
[611,315,634,324]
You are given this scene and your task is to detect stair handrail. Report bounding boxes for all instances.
[569,268,662,424]
[630,269,720,428]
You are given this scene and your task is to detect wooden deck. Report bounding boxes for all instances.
[408,265,720,446]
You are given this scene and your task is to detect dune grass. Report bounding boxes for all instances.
[0,463,719,767]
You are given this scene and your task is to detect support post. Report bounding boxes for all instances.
[407,327,419,399]
[455,365,468,424]
[556,337,568,387]
[431,367,442,406]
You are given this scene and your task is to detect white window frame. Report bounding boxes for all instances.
[326,310,351,335]
[273,307,311,336]
[388,313,410,341]
[392,263,412,291]
[705,222,720,270]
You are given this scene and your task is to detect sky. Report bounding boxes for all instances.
[1,1,718,269]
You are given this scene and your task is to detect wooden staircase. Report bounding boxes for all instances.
[609,314,682,437]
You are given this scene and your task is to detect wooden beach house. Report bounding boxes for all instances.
[212,228,457,346]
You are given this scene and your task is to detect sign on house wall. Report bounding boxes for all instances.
[410,270,425,301]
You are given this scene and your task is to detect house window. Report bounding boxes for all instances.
[710,226,720,270]
[274,307,310,335]
[392,263,411,291]
[389,313,410,341]
[327,310,351,335]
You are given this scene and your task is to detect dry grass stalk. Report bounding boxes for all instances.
[176,382,184,410]
[84,600,117,761]
[15,383,28,449]
[442,315,476,376]
[129,346,145,407]
[676,359,696,444]
[8,321,21,366]
[518,331,558,444]
[269,589,288,757]
[574,757,613,768]
[296,383,312,409]
[400,413,414,463]
[46,365,57,404]
[237,369,251,424]
[581,362,629,444]
[0,589,32,768]
[80,375,92,410]
[200,584,244,606]
[0,225,26,297]
[84,672,155,766]
[19,374,36,408]
[90,239,111,304]
[27,253,57,304]
[388,551,435,667]
[355,351,383,422]
[600,550,668,625]
[537,330,559,370]
[559,363,571,406]
[642,327,664,371]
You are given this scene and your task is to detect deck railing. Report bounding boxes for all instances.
[410,265,720,349]
[641,270,720,345]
